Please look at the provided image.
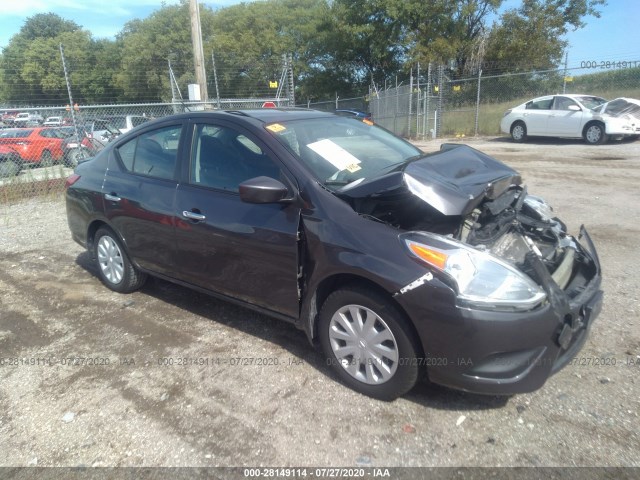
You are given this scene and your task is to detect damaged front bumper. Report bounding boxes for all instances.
[394,226,603,395]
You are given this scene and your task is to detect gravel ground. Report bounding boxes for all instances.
[0,136,639,468]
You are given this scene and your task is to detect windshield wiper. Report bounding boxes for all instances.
[375,153,426,174]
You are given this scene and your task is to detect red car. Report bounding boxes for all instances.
[0,127,65,165]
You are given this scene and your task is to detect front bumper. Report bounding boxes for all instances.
[395,226,603,395]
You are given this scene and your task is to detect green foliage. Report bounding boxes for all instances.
[0,0,609,105]
[484,0,606,72]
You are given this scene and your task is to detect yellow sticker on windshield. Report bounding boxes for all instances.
[346,163,362,173]
[266,123,286,133]
[362,118,374,126]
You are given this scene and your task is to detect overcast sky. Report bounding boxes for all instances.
[1,0,638,71]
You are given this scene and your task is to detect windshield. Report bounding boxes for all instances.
[265,116,422,187]
[576,96,606,110]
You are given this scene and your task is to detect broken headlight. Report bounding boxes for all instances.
[401,232,546,311]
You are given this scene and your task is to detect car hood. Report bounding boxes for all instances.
[340,144,522,216]
[599,97,640,120]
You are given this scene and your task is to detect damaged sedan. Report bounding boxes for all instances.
[65,110,603,400]
[501,94,640,144]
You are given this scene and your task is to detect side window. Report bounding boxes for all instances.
[554,97,578,110]
[190,124,282,192]
[116,125,182,179]
[526,98,553,110]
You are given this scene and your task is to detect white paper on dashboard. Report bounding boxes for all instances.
[307,139,362,172]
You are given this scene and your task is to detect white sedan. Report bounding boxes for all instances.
[500,94,640,144]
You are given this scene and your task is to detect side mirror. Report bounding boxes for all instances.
[568,105,581,112]
[239,176,290,204]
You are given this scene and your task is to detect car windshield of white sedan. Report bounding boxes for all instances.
[266,117,422,187]
[576,96,606,110]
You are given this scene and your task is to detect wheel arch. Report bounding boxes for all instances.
[582,119,606,136]
[582,120,608,145]
[304,273,424,357]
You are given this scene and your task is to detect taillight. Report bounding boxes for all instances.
[65,174,81,189]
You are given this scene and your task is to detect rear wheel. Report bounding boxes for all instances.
[584,122,608,145]
[510,121,527,142]
[318,287,420,400]
[93,227,147,293]
[41,149,54,166]
[0,155,22,177]
[65,148,91,167]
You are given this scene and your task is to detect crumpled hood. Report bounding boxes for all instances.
[341,144,522,216]
[599,97,640,120]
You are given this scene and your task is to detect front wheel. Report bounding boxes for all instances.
[93,227,147,293]
[510,121,527,143]
[584,122,608,145]
[318,287,420,400]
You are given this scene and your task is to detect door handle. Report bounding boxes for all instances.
[182,210,206,221]
[105,193,121,202]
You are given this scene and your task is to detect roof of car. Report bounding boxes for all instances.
[156,108,334,125]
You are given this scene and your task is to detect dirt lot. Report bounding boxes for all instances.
[0,136,639,468]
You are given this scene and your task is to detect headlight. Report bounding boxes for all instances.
[401,232,546,311]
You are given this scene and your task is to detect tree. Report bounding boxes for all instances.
[483,0,606,73]
[114,1,209,102]
[209,0,329,100]
[0,13,93,104]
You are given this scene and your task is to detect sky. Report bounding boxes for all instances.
[0,0,638,74]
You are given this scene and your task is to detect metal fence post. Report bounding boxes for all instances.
[408,67,413,138]
[424,63,431,139]
[59,44,80,142]
[416,63,420,138]
[474,68,482,136]
[437,65,444,138]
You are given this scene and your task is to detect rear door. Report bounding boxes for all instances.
[102,121,185,276]
[522,96,554,135]
[173,120,301,318]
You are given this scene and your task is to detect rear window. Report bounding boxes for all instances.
[526,98,553,110]
[0,129,32,138]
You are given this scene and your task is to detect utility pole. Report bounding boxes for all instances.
[562,52,569,94]
[190,0,208,102]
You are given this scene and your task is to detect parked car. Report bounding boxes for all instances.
[80,119,122,143]
[54,126,105,166]
[0,127,65,165]
[100,114,150,134]
[13,112,44,127]
[500,94,640,144]
[1,110,20,125]
[65,110,602,400]
[43,116,64,126]
[0,144,23,177]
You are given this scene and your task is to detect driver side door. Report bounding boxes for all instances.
[173,121,302,318]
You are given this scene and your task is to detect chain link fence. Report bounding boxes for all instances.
[2,54,640,202]
[370,62,640,139]
[0,48,295,202]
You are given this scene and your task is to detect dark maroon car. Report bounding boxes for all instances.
[65,110,603,400]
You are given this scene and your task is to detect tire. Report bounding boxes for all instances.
[65,148,91,167]
[583,122,608,145]
[510,121,527,143]
[41,149,54,166]
[318,287,420,400]
[93,227,147,293]
[0,156,22,178]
